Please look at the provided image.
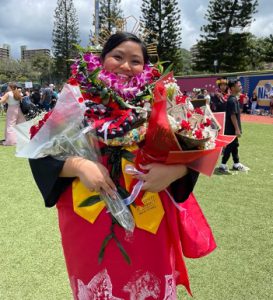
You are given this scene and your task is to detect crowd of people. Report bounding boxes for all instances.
[181,78,273,116]
[1,75,272,149]
[176,77,250,174]
[0,82,59,146]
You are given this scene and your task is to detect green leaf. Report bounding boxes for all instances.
[113,94,129,109]
[98,233,113,264]
[89,68,101,80]
[113,236,131,265]
[158,64,164,74]
[162,63,174,76]
[73,44,86,52]
[78,195,101,207]
[142,95,152,101]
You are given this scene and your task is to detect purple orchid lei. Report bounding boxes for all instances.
[70,51,159,101]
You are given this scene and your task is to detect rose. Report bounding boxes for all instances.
[194,129,203,139]
[67,77,79,86]
[194,107,204,116]
[176,95,187,104]
[181,120,191,131]
[204,118,212,127]
[187,111,192,118]
[30,111,52,139]
[151,68,161,78]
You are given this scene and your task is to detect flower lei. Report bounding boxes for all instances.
[67,50,162,144]
[30,50,163,143]
[69,51,161,105]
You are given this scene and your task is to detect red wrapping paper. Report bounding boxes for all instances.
[136,74,235,177]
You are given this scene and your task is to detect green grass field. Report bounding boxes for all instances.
[0,115,272,299]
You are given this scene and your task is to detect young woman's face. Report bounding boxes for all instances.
[219,83,227,92]
[103,41,145,78]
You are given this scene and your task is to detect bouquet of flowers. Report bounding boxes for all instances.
[134,73,235,177]
[67,48,170,147]
[15,84,135,233]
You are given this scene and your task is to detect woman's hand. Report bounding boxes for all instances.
[76,160,117,197]
[135,163,188,193]
[61,157,116,198]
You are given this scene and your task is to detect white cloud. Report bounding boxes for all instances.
[196,4,207,18]
[0,0,271,59]
[250,15,273,38]
[181,16,199,49]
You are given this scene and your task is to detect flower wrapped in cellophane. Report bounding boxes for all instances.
[15,84,135,233]
[135,73,235,177]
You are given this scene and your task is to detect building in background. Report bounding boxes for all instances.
[0,44,11,60]
[21,46,50,60]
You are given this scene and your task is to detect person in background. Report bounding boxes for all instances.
[31,88,41,106]
[196,88,205,99]
[40,83,53,111]
[0,91,5,116]
[218,79,249,173]
[251,90,258,115]
[0,82,25,146]
[211,77,230,112]
[269,94,273,117]
[203,89,211,105]
[239,92,249,113]
[50,85,58,109]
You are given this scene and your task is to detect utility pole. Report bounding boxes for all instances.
[95,0,100,40]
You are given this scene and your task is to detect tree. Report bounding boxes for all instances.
[99,0,123,33]
[0,59,40,83]
[140,0,182,73]
[244,34,266,70]
[90,0,123,45]
[30,54,55,85]
[176,48,193,75]
[194,0,258,72]
[52,0,80,81]
[263,34,273,63]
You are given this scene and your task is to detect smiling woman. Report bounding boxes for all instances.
[102,41,146,77]
[26,32,205,299]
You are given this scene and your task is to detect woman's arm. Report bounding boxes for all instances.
[29,156,116,207]
[0,93,8,104]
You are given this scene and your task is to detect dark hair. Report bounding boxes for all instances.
[228,79,240,89]
[100,32,149,64]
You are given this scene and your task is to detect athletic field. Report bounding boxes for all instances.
[0,115,272,299]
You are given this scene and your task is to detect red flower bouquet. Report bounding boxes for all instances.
[135,73,235,177]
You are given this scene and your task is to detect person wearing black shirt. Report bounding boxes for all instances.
[31,89,41,106]
[218,79,249,173]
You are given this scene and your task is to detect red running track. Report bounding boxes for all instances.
[241,114,273,125]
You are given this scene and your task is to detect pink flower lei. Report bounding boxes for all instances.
[70,51,159,101]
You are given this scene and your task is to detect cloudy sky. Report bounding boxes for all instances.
[0,0,272,59]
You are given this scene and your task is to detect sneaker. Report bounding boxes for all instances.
[217,164,232,175]
[232,163,250,172]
